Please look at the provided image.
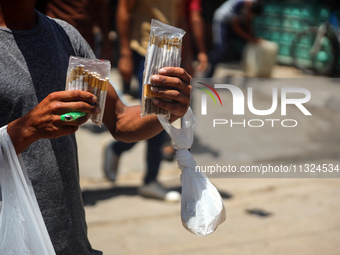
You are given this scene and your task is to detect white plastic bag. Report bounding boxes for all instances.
[0,126,56,255]
[158,108,226,236]
[242,40,278,78]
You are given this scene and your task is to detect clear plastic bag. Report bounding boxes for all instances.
[141,19,186,119]
[0,126,56,255]
[65,56,111,126]
[158,108,226,236]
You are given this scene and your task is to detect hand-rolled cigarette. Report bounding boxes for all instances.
[162,36,168,67]
[144,84,165,98]
[75,66,80,90]
[95,78,103,100]
[144,35,158,85]
[93,73,99,96]
[67,68,76,90]
[144,98,152,114]
[93,78,109,123]
[83,70,89,91]
[88,72,97,95]
[173,38,182,67]
[78,65,85,90]
[66,68,72,90]
[99,78,109,120]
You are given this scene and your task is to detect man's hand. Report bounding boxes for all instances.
[118,55,134,83]
[149,67,192,120]
[102,66,191,143]
[8,90,100,154]
[196,52,209,73]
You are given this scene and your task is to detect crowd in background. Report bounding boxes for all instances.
[35,0,259,77]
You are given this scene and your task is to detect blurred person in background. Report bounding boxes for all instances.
[182,0,209,76]
[91,0,113,60]
[200,0,226,55]
[116,0,208,94]
[104,0,207,202]
[207,0,264,77]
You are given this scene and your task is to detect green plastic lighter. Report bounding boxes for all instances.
[60,112,86,122]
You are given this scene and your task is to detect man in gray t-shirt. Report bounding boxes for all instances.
[0,1,191,254]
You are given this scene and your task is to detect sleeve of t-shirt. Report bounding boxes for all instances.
[188,0,202,11]
[55,19,96,59]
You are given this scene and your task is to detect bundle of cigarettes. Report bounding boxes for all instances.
[65,56,111,126]
[141,19,186,119]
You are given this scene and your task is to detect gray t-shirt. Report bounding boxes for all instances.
[0,11,101,255]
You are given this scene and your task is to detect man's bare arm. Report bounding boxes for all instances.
[103,67,192,142]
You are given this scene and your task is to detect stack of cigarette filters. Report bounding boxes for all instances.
[65,56,111,126]
[141,19,186,119]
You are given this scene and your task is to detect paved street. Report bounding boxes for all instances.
[77,65,340,255]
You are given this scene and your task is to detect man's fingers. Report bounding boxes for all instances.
[152,99,187,118]
[146,67,192,118]
[150,67,191,96]
[151,75,191,97]
[49,90,98,104]
[56,124,79,136]
[157,67,191,82]
[150,86,190,104]
[51,101,100,115]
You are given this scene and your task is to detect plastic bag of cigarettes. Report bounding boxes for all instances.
[141,19,186,119]
[65,56,110,126]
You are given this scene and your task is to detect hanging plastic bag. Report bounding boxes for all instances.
[0,126,56,255]
[158,108,226,236]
